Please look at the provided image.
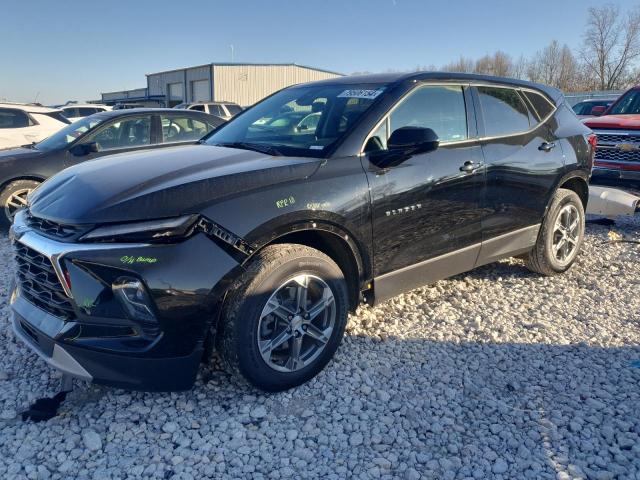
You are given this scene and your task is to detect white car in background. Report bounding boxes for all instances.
[59,104,112,122]
[0,103,70,150]
[173,101,243,121]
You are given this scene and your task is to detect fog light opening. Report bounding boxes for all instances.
[112,277,157,323]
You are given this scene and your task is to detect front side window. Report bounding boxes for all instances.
[161,115,211,143]
[478,87,530,137]
[206,82,389,157]
[89,116,152,151]
[0,109,31,128]
[77,107,97,117]
[62,108,78,118]
[35,115,105,151]
[608,89,640,115]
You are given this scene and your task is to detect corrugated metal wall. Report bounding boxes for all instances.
[212,65,340,106]
[147,70,186,98]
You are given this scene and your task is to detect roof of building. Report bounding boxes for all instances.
[145,62,344,77]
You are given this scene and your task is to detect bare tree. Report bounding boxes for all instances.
[528,40,581,91]
[581,3,640,90]
[441,56,475,73]
[473,51,514,77]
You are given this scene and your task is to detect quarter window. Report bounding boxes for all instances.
[522,91,555,120]
[478,87,530,137]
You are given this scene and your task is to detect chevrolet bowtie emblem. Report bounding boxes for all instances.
[617,143,639,152]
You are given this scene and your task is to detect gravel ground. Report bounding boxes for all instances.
[0,214,639,480]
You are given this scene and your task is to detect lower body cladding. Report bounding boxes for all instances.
[10,228,241,391]
[591,164,640,185]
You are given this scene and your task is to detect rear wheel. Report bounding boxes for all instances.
[524,188,585,275]
[0,180,40,228]
[217,244,349,391]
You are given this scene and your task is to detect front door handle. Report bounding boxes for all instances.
[539,142,556,152]
[459,160,483,173]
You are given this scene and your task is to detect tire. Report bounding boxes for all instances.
[524,188,585,276]
[217,244,349,392]
[0,180,40,228]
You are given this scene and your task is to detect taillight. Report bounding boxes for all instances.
[587,133,597,149]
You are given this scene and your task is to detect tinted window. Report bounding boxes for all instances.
[62,108,78,118]
[0,109,31,128]
[78,107,97,117]
[572,103,587,115]
[389,85,468,142]
[161,115,211,143]
[478,87,530,136]
[89,116,152,150]
[523,91,555,120]
[208,104,225,116]
[608,90,640,114]
[226,104,242,115]
[190,104,205,112]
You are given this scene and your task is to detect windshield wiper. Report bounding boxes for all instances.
[213,142,283,156]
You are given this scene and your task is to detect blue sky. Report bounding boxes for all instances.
[1,0,638,104]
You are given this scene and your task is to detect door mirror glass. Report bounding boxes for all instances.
[590,105,606,116]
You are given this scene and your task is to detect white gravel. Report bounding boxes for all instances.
[0,214,639,479]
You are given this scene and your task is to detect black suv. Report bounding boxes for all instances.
[10,73,594,392]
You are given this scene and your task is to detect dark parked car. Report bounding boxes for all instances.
[0,108,223,226]
[572,98,615,119]
[10,72,594,392]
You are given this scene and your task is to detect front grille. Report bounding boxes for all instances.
[14,242,75,320]
[25,211,86,241]
[593,130,640,164]
[594,132,640,144]
[595,148,640,163]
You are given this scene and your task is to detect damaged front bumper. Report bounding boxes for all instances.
[9,210,243,391]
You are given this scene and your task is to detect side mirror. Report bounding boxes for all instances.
[369,127,439,168]
[590,105,606,116]
[69,141,99,156]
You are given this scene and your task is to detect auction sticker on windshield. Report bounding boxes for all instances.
[337,89,384,100]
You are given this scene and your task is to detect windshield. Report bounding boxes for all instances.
[205,83,389,157]
[608,90,640,115]
[35,115,105,151]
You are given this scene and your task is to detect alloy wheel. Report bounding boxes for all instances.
[257,274,336,373]
[4,188,32,221]
[552,204,581,266]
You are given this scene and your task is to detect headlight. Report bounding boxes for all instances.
[80,215,199,243]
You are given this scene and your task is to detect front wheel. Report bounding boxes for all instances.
[217,244,349,392]
[0,179,40,228]
[524,188,585,275]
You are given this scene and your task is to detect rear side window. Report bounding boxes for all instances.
[208,104,225,116]
[0,109,33,128]
[62,108,78,118]
[161,115,212,143]
[478,87,530,137]
[78,107,97,117]
[190,104,205,112]
[522,91,555,120]
[226,104,242,115]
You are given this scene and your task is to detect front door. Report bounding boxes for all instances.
[361,84,485,301]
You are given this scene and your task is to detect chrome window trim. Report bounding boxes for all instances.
[474,84,557,142]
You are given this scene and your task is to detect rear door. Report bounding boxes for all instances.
[474,85,564,261]
[0,108,40,147]
[362,83,486,299]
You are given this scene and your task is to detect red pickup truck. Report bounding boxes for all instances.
[584,86,640,185]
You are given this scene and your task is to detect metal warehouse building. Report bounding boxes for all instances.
[101,63,342,108]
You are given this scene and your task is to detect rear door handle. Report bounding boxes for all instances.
[539,142,556,152]
[459,161,484,173]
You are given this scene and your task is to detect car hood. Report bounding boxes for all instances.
[29,144,321,224]
[0,146,46,162]
[583,114,640,130]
